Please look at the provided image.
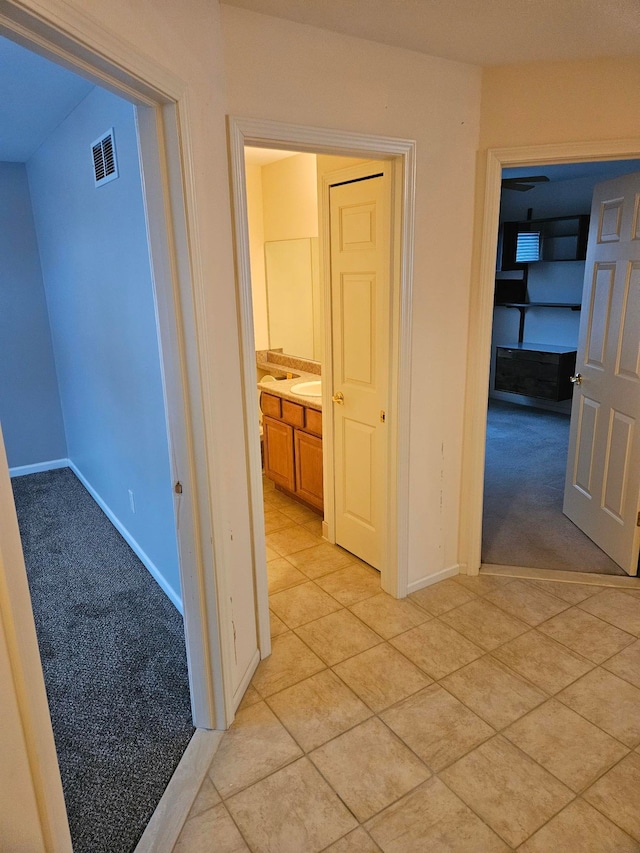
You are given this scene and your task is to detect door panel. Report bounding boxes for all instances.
[330,166,390,569]
[564,172,640,574]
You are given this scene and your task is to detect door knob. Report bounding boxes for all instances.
[332,391,345,405]
[570,373,582,385]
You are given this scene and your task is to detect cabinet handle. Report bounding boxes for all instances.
[332,391,345,405]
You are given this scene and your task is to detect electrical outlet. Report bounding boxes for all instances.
[128,489,135,514]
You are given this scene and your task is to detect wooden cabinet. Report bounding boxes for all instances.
[261,392,323,511]
[501,214,590,270]
[294,431,323,509]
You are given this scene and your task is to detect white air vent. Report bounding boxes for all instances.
[91,128,118,187]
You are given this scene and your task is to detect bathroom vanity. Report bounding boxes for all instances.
[260,390,323,511]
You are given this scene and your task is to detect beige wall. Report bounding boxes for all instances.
[480,57,640,150]
[262,153,319,241]
[221,6,482,586]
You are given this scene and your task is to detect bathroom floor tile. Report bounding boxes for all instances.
[504,699,628,791]
[265,526,324,557]
[323,827,382,852]
[174,802,249,853]
[316,564,381,605]
[302,517,323,537]
[365,777,510,852]
[453,574,516,596]
[579,589,640,637]
[519,799,640,853]
[251,632,325,697]
[602,640,640,689]
[538,606,635,663]
[310,717,430,822]
[408,578,475,616]
[441,656,545,729]
[524,579,603,604]
[278,501,320,523]
[440,598,529,651]
[263,508,297,534]
[268,610,288,638]
[492,629,594,695]
[295,608,382,666]
[266,669,371,751]
[208,701,302,798]
[584,752,640,842]
[226,757,358,853]
[269,581,342,628]
[333,643,432,712]
[440,736,573,848]
[349,593,430,639]
[486,579,569,625]
[390,619,483,680]
[381,683,494,771]
[286,542,356,578]
[237,683,261,711]
[266,557,307,594]
[557,668,640,747]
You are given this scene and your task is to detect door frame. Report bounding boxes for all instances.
[228,117,416,655]
[460,138,640,576]
[0,6,233,850]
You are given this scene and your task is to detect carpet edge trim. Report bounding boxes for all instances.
[133,728,224,853]
[68,461,183,614]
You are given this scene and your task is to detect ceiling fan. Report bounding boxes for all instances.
[501,175,550,192]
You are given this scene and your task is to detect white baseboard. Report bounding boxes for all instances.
[134,728,224,853]
[9,458,70,477]
[407,563,460,595]
[68,461,183,614]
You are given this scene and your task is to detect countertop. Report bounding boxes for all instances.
[257,369,322,411]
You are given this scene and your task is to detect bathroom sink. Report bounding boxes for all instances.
[290,380,322,397]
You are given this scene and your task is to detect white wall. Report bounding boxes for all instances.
[221,5,482,586]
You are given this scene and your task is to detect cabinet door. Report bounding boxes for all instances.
[294,430,323,510]
[263,416,295,492]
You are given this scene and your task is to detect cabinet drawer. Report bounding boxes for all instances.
[305,407,322,436]
[261,392,282,419]
[282,400,305,428]
[495,348,576,401]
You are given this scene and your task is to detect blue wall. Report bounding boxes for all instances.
[27,87,181,603]
[0,162,67,467]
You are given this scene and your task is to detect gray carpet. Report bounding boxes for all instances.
[483,399,624,574]
[11,467,194,852]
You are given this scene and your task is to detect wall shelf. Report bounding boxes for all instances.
[495,302,581,343]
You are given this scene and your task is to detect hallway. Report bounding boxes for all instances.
[174,483,640,851]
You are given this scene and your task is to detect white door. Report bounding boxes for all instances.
[330,165,391,570]
[563,171,640,575]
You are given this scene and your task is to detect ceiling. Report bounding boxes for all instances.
[0,37,94,162]
[245,147,300,166]
[221,0,640,66]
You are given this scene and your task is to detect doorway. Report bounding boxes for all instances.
[462,141,640,581]
[483,159,640,576]
[228,117,416,661]
[0,5,227,848]
[0,34,194,850]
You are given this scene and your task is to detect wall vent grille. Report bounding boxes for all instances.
[92,129,118,186]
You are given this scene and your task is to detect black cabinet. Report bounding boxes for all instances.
[495,344,577,401]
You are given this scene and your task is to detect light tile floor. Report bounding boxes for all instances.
[173,482,640,851]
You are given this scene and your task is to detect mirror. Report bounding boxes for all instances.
[265,237,322,362]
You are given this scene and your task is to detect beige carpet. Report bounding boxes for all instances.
[483,400,625,575]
